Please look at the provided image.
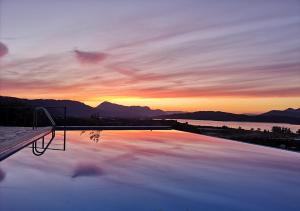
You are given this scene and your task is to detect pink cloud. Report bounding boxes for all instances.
[74,49,107,64]
[0,42,8,58]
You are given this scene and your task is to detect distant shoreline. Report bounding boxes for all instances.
[163,118,300,126]
[173,122,300,152]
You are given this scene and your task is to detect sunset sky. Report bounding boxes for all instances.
[0,0,300,113]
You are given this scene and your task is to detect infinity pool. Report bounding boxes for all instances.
[1,130,300,211]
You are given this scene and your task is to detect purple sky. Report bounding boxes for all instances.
[0,0,300,112]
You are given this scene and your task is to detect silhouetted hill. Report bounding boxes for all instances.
[0,96,177,118]
[160,111,249,121]
[94,101,167,118]
[261,108,300,118]
[159,110,300,125]
[0,96,93,118]
[1,96,299,124]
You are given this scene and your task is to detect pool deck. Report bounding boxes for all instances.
[0,126,52,161]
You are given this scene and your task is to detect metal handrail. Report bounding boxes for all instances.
[32,107,56,130]
[32,130,56,156]
[32,107,56,156]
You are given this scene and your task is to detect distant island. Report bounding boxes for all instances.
[159,108,300,125]
[1,96,300,124]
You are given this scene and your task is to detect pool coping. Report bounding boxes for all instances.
[55,125,172,131]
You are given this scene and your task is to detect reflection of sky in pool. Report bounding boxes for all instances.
[1,130,300,211]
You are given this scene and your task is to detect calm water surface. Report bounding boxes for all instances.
[173,119,300,132]
[1,130,300,211]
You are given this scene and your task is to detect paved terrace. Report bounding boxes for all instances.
[0,126,52,161]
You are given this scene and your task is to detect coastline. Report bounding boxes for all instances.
[173,122,300,153]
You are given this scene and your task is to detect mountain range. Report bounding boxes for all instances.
[0,96,178,118]
[261,108,300,118]
[159,109,300,124]
[0,96,299,124]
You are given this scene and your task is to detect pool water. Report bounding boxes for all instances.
[1,130,300,211]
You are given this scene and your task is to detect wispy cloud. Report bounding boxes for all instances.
[1,0,299,111]
[1,50,300,100]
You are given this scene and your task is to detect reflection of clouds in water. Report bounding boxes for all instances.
[0,168,6,182]
[72,163,104,178]
[1,130,300,211]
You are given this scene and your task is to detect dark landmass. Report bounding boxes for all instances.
[0,96,178,118]
[94,101,166,118]
[0,96,93,118]
[1,95,299,124]
[261,108,300,118]
[0,102,176,127]
[159,109,300,125]
[173,122,300,152]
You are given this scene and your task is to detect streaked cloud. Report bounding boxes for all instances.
[0,0,299,112]
[74,50,107,64]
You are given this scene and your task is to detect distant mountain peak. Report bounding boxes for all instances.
[285,108,299,112]
[261,107,300,118]
[94,101,165,118]
[97,101,151,109]
[97,101,114,107]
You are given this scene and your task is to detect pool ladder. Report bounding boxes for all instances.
[31,107,63,156]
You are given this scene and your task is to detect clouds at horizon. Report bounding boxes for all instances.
[0,0,300,111]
